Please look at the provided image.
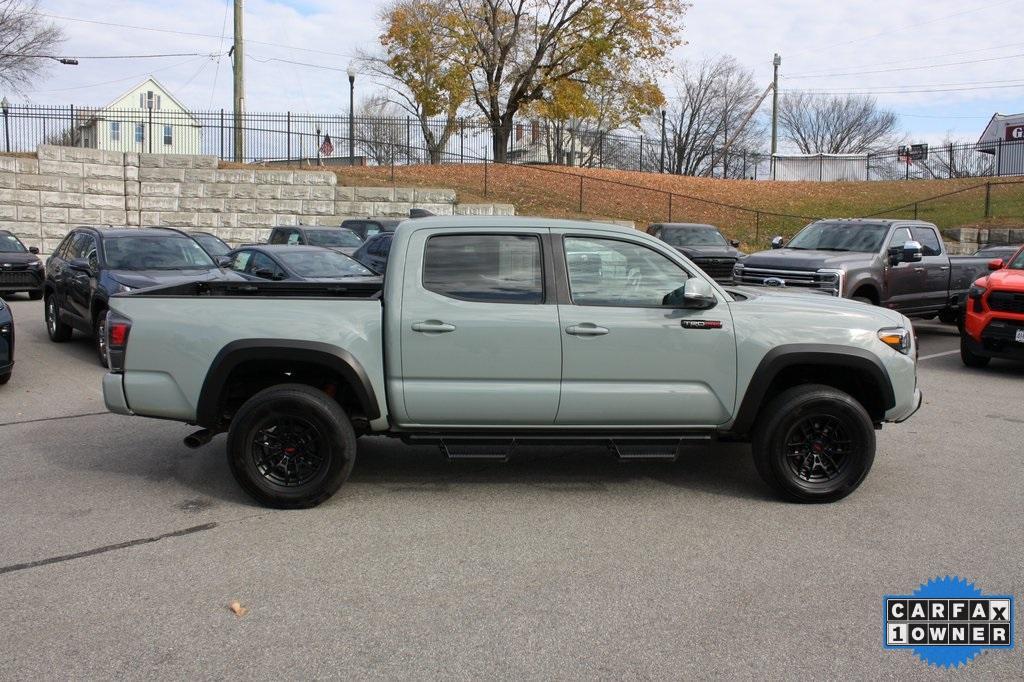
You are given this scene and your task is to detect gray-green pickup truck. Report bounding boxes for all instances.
[103,217,922,508]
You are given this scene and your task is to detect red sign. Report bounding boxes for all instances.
[1006,125,1024,141]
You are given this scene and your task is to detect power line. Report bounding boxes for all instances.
[784,79,1024,96]
[783,51,1024,80]
[31,56,208,93]
[247,54,350,72]
[786,41,1024,78]
[208,0,231,107]
[0,52,216,60]
[33,11,358,60]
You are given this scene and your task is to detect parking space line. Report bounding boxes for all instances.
[919,350,960,361]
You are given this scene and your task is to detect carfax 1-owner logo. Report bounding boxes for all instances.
[884,576,1015,668]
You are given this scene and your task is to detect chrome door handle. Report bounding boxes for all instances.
[566,324,609,337]
[411,321,456,333]
[913,267,925,272]
[939,266,950,271]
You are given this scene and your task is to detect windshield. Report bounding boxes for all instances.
[194,234,230,257]
[104,236,216,270]
[0,233,27,253]
[662,226,727,247]
[1009,249,1024,270]
[277,250,374,278]
[786,222,889,253]
[305,229,363,248]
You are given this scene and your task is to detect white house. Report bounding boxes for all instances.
[976,112,1024,176]
[78,77,202,155]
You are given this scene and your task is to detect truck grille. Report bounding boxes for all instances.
[691,256,737,282]
[988,291,1024,314]
[0,271,38,287]
[736,266,818,287]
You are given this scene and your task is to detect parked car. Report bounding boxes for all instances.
[189,231,232,258]
[960,245,1024,367]
[266,225,364,255]
[351,232,394,274]
[44,227,246,365]
[973,244,1023,261]
[735,219,992,323]
[224,245,380,283]
[0,229,44,300]
[340,218,400,241]
[648,223,744,283]
[103,216,921,508]
[0,298,12,385]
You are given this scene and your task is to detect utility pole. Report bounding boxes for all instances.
[659,109,666,173]
[770,53,781,157]
[232,0,245,162]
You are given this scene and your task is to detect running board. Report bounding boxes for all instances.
[610,436,712,462]
[439,439,515,462]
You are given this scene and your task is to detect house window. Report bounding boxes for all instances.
[135,123,144,144]
[110,121,120,142]
[140,90,160,110]
[163,125,173,146]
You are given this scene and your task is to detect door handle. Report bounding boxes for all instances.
[913,267,925,273]
[566,324,609,337]
[939,266,950,271]
[411,321,456,333]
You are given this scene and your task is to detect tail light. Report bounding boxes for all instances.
[106,311,131,372]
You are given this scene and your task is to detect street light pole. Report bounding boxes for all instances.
[659,109,666,174]
[347,63,356,165]
[771,53,781,157]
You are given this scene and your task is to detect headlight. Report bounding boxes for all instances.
[27,261,41,268]
[878,327,912,355]
[816,268,845,296]
[968,285,986,313]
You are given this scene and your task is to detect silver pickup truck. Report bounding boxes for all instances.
[103,217,921,508]
[735,219,991,323]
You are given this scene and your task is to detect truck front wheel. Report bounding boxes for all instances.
[226,383,357,508]
[752,384,875,503]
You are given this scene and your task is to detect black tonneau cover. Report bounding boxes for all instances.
[115,278,384,299]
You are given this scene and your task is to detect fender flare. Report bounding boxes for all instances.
[729,343,896,435]
[195,339,381,428]
[847,275,882,302]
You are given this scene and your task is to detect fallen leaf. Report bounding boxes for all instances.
[228,600,248,617]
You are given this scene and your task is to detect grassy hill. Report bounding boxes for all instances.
[329,163,1024,248]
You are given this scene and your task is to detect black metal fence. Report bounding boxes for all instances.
[1,104,1021,183]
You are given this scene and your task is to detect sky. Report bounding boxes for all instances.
[14,0,1024,147]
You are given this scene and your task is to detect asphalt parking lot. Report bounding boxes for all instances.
[0,294,1020,679]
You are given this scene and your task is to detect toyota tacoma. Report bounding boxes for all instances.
[102,217,922,508]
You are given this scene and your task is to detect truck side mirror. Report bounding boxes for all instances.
[988,258,1005,271]
[29,246,39,254]
[770,236,784,249]
[216,255,232,268]
[667,278,717,310]
[729,239,741,248]
[902,240,923,264]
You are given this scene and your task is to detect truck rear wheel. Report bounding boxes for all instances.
[226,383,357,508]
[752,384,875,503]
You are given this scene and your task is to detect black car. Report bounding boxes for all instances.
[0,230,44,300]
[266,226,364,255]
[189,231,232,258]
[0,298,13,385]
[351,232,394,275]
[973,244,1023,263]
[647,222,745,283]
[339,218,400,242]
[44,227,246,364]
[224,244,380,283]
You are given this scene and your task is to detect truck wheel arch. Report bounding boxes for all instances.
[730,344,896,436]
[195,339,381,429]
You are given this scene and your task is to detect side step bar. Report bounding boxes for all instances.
[433,435,712,463]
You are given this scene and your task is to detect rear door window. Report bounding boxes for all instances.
[422,234,543,303]
[911,227,942,256]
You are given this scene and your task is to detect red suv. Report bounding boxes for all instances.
[961,245,1024,367]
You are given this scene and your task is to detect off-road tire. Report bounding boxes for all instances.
[752,384,876,503]
[226,383,357,509]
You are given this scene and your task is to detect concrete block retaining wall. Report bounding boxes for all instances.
[0,146,514,253]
